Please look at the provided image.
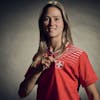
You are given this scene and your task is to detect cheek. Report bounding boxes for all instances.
[43,21,49,27]
[43,22,48,28]
[43,24,49,33]
[58,22,64,30]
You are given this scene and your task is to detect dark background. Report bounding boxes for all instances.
[0,0,100,100]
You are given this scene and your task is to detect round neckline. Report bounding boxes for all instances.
[47,42,70,58]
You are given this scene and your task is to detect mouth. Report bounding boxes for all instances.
[49,28,56,31]
[48,28,56,31]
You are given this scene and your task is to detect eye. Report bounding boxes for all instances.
[43,17,49,22]
[54,17,60,21]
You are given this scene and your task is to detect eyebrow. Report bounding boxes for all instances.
[45,15,62,18]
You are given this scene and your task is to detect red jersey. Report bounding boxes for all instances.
[25,43,98,100]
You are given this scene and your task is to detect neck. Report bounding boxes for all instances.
[48,36,62,52]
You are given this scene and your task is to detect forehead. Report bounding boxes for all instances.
[45,7,62,17]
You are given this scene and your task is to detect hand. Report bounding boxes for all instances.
[41,54,55,70]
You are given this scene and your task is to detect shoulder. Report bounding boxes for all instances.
[62,44,88,63]
[65,44,85,55]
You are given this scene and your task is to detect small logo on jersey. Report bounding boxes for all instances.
[55,60,64,68]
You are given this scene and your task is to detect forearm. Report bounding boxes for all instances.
[85,84,100,100]
[18,72,41,97]
[88,93,100,100]
[18,64,43,98]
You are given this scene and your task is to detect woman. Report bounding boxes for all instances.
[18,1,100,100]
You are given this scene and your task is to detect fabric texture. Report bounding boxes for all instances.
[25,44,98,100]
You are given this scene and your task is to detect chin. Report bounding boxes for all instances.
[48,33,57,37]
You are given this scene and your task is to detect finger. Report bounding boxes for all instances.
[48,56,55,63]
[42,64,49,70]
[42,56,52,64]
[41,55,55,67]
[44,63,50,68]
[41,58,50,64]
[42,59,51,67]
[42,62,50,70]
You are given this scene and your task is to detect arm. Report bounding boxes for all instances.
[18,54,54,98]
[85,83,100,100]
[18,64,43,98]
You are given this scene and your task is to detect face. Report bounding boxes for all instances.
[43,7,64,38]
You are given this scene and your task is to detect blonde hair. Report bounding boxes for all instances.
[32,1,73,65]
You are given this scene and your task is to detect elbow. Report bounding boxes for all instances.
[18,88,27,98]
[18,78,35,98]
[18,82,28,98]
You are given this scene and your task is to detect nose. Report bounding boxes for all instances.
[49,19,55,26]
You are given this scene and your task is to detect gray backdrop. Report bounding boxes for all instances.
[0,0,100,100]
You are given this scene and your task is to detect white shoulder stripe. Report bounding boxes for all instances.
[60,45,84,65]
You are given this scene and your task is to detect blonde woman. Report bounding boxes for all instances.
[18,1,99,100]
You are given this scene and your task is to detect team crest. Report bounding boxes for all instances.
[55,60,64,68]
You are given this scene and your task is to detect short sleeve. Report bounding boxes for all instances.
[24,53,42,85]
[24,54,41,79]
[79,51,98,87]
[24,63,41,84]
[24,65,35,78]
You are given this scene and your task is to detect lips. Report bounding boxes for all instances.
[49,27,56,31]
[50,28,55,30]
